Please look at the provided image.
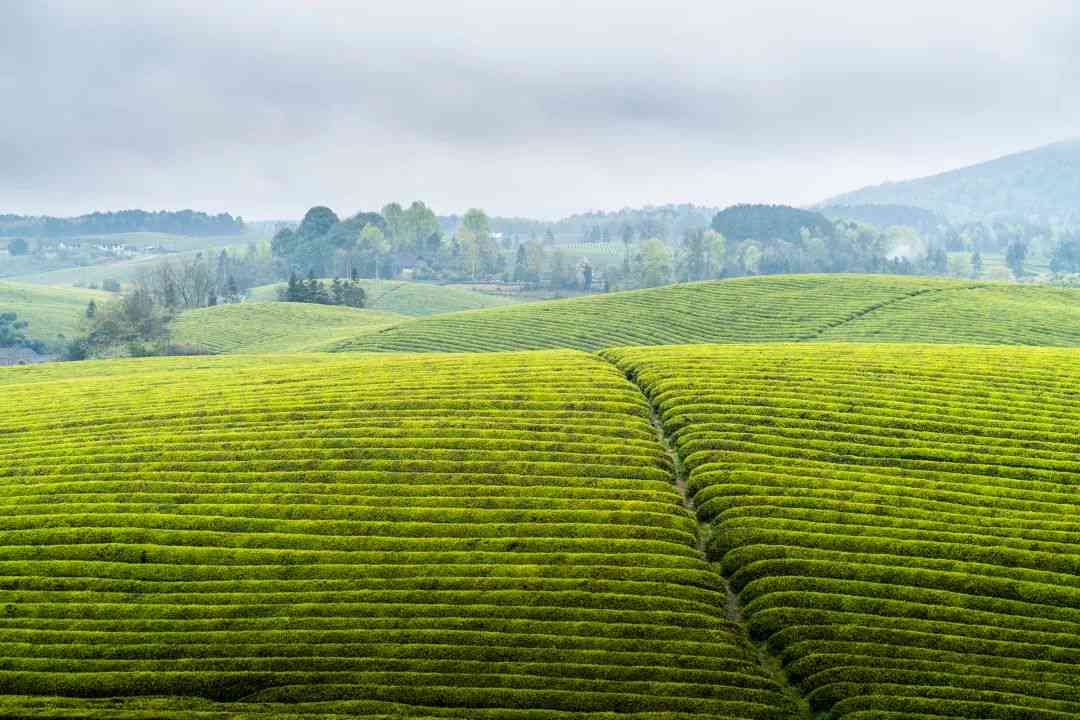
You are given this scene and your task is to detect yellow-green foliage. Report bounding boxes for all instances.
[0,281,110,344]
[171,302,408,353]
[247,279,523,316]
[0,350,796,719]
[604,342,1080,720]
[821,285,1080,345]
[328,276,1080,354]
[326,275,977,353]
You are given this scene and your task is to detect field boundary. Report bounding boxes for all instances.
[611,356,814,720]
[811,283,989,338]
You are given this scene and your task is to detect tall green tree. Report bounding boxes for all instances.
[1006,241,1028,278]
[360,224,390,280]
[513,244,528,282]
[637,239,673,288]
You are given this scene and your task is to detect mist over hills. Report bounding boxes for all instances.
[819,139,1080,225]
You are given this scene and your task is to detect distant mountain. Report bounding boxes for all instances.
[820,205,949,236]
[819,140,1080,226]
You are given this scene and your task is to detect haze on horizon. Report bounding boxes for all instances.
[3,0,1079,221]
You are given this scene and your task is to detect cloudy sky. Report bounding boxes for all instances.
[3,1,1078,220]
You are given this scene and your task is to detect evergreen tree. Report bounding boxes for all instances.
[513,244,528,282]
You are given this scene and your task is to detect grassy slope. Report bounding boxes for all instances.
[322,275,970,353]
[171,302,409,353]
[0,281,110,345]
[248,279,524,316]
[8,237,259,287]
[325,275,1080,353]
[821,284,1080,345]
[0,350,795,719]
[606,342,1080,720]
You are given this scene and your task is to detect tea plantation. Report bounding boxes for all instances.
[820,284,1080,345]
[325,275,1080,354]
[0,351,799,719]
[605,342,1080,719]
[171,302,408,353]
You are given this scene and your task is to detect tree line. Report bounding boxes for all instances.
[0,210,245,238]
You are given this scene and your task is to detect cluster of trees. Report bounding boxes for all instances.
[0,313,45,353]
[65,246,277,359]
[1050,232,1080,274]
[132,246,274,310]
[278,272,366,307]
[272,204,506,283]
[0,210,245,237]
[68,287,175,359]
[711,205,835,244]
[511,242,592,290]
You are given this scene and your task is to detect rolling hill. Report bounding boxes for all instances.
[605,342,1080,719]
[1,341,1078,718]
[820,139,1080,224]
[0,350,802,719]
[247,279,523,316]
[171,302,408,353]
[323,275,1080,354]
[0,281,110,346]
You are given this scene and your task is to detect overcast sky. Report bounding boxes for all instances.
[3,1,1078,220]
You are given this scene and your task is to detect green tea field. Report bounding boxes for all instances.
[4,276,1080,719]
[0,351,800,719]
[605,342,1080,719]
[326,275,1080,353]
[171,302,408,353]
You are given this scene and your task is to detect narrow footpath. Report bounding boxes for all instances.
[619,361,813,720]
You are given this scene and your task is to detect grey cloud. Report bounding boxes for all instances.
[3,0,1079,219]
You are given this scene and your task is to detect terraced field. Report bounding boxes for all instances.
[327,275,969,353]
[171,302,408,353]
[0,351,798,719]
[0,281,110,345]
[324,276,1080,354]
[247,279,523,315]
[821,284,1080,345]
[605,343,1080,720]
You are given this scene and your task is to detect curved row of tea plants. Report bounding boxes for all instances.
[0,350,797,719]
[325,275,968,353]
[821,285,1080,346]
[605,343,1080,720]
[171,302,408,353]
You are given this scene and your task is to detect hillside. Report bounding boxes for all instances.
[605,342,1080,719]
[8,241,254,287]
[2,342,1079,718]
[820,285,1080,345]
[0,350,800,719]
[171,302,409,353]
[820,139,1080,224]
[0,281,110,346]
[324,275,1080,353]
[247,279,523,316]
